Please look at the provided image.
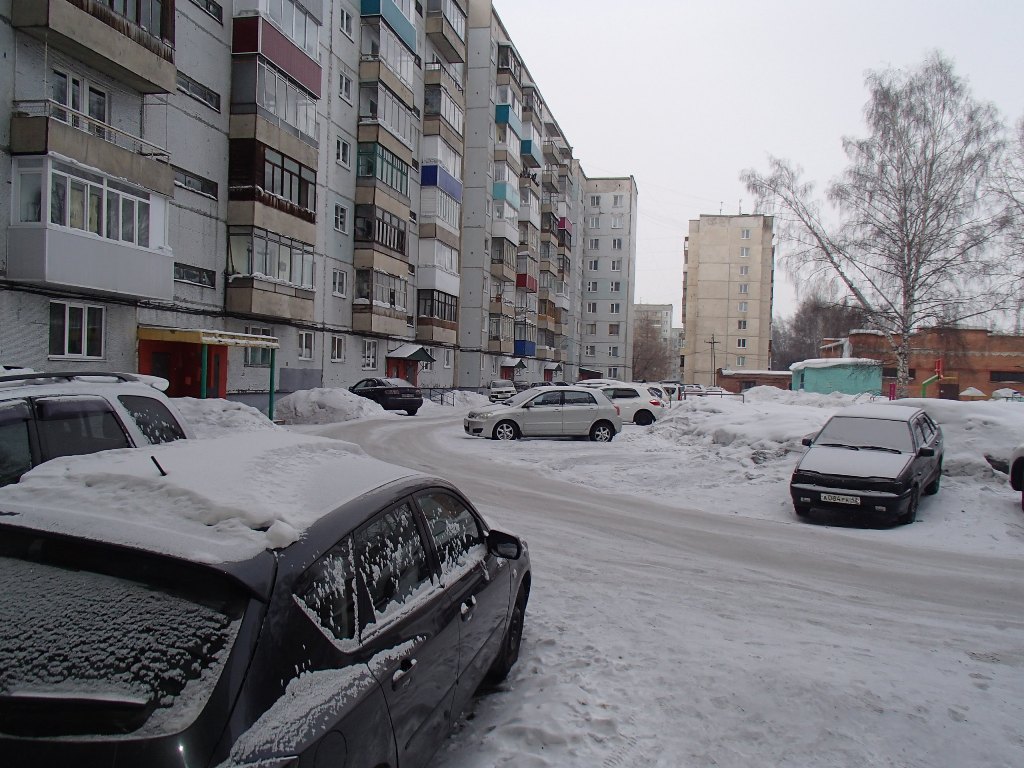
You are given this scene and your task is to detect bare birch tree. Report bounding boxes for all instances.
[993,118,1024,331]
[632,314,674,381]
[742,54,1009,396]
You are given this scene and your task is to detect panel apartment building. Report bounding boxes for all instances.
[0,0,636,403]
[682,214,774,386]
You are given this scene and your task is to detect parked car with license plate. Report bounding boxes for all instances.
[0,430,530,768]
[0,370,192,487]
[350,377,423,415]
[600,384,665,426]
[790,403,944,525]
[488,379,517,402]
[465,385,621,442]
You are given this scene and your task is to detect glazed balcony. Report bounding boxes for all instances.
[492,181,520,209]
[12,0,176,93]
[494,104,523,140]
[425,0,466,64]
[361,0,417,54]
[424,60,465,108]
[520,138,543,169]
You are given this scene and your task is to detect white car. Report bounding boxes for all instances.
[600,384,665,426]
[0,370,194,486]
[1010,442,1024,511]
[465,386,622,441]
[488,379,517,402]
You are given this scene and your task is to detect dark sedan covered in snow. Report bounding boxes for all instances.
[350,377,423,415]
[790,403,943,526]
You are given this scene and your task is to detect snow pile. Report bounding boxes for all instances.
[275,387,384,424]
[173,397,278,438]
[422,389,490,409]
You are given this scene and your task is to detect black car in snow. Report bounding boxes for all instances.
[790,403,943,526]
[350,377,423,415]
[0,430,531,768]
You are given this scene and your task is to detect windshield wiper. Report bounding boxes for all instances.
[818,442,859,450]
[855,445,902,453]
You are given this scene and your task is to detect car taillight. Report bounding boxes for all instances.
[650,399,661,406]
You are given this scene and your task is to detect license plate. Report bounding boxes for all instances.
[821,493,860,505]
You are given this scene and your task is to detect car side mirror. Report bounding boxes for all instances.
[917,446,935,457]
[488,529,523,560]
[801,437,813,447]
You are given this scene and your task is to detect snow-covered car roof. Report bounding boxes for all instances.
[0,430,422,565]
[830,403,925,420]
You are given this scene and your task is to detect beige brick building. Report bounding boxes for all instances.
[682,215,774,385]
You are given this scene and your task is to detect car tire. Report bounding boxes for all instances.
[924,461,942,495]
[900,487,920,525]
[406,408,419,416]
[634,410,655,426]
[589,421,615,442]
[492,420,520,441]
[486,586,527,684]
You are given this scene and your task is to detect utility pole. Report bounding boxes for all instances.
[704,334,720,386]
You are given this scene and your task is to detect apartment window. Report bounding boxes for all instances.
[610,281,621,292]
[587,215,600,228]
[740,247,750,258]
[49,301,104,359]
[611,258,622,271]
[355,269,409,311]
[189,0,223,23]
[298,331,313,360]
[737,338,747,349]
[587,258,599,271]
[173,166,217,198]
[49,162,153,248]
[336,138,352,168]
[357,143,410,197]
[609,345,619,357]
[589,238,600,250]
[741,228,751,239]
[174,262,215,287]
[255,146,316,213]
[586,302,597,313]
[229,227,314,288]
[418,290,459,323]
[340,8,354,38]
[613,194,624,207]
[739,265,749,276]
[360,83,419,150]
[612,239,623,250]
[610,302,621,314]
[51,69,108,134]
[256,60,317,139]
[738,283,749,294]
[177,71,220,111]
[738,301,748,312]
[355,205,407,255]
[334,203,349,233]
[340,72,354,103]
[361,19,415,88]
[608,367,619,379]
[584,345,595,357]
[736,356,746,367]
[737,319,747,330]
[331,335,346,362]
[332,268,348,297]
[585,323,597,335]
[609,323,620,336]
[590,195,601,206]
[611,214,623,229]
[362,340,378,370]
[424,85,464,135]
[586,280,598,292]
[244,325,273,367]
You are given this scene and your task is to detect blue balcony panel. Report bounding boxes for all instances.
[494,104,523,139]
[361,0,417,54]
[514,340,537,357]
[421,164,463,203]
[492,181,520,209]
[520,138,543,168]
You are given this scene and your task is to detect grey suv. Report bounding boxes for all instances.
[0,371,193,486]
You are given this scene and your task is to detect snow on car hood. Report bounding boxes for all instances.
[797,445,913,479]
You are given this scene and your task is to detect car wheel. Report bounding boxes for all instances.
[794,504,810,518]
[634,410,654,426]
[589,421,614,442]
[492,420,519,441]
[901,487,920,525]
[486,587,527,684]
[406,408,419,416]
[924,461,942,495]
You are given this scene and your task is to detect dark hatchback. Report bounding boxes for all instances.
[790,403,943,526]
[350,377,424,415]
[0,432,530,768]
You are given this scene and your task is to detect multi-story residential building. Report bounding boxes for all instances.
[580,177,638,381]
[0,0,634,406]
[682,214,774,385]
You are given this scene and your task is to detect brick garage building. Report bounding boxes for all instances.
[822,328,1024,398]
[716,369,792,393]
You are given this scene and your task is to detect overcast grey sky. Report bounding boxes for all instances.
[493,0,1024,323]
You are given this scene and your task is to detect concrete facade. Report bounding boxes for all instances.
[682,214,774,386]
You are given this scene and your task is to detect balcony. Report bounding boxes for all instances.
[422,164,463,202]
[514,339,536,357]
[558,217,573,235]
[424,60,465,106]
[361,0,417,54]
[11,100,173,195]
[520,139,543,169]
[233,15,321,98]
[516,273,538,293]
[541,170,558,192]
[226,275,314,322]
[492,181,520,209]
[494,105,523,140]
[425,0,466,64]
[13,0,174,93]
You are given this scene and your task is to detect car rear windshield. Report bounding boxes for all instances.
[118,395,188,444]
[0,531,246,739]
[382,379,416,388]
[815,416,915,453]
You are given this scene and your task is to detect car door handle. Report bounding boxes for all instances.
[460,595,477,621]
[391,658,417,690]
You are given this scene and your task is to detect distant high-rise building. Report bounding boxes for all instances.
[682,215,774,385]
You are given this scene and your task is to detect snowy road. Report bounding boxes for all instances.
[305,408,1024,768]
